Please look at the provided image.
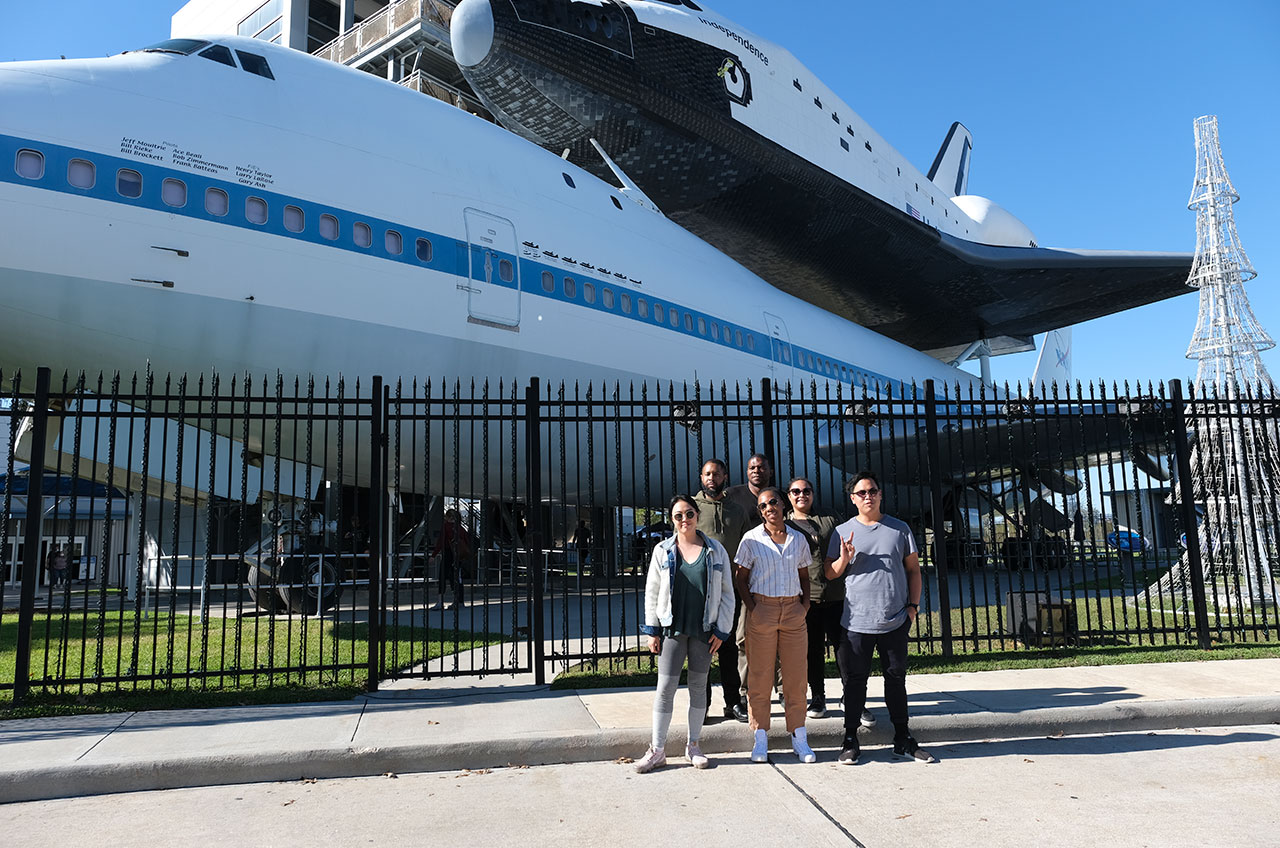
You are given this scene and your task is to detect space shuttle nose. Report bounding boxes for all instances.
[451,0,496,67]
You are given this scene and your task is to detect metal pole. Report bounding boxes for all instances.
[366,376,386,691]
[525,379,546,684]
[924,380,954,658]
[15,367,51,704]
[1169,380,1212,649]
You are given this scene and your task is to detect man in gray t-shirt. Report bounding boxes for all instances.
[824,471,935,765]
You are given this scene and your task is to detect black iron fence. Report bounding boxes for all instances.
[2,368,1276,701]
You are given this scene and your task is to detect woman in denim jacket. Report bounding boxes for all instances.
[633,494,736,772]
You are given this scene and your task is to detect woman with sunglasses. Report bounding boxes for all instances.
[784,477,843,721]
[734,486,816,764]
[634,494,736,773]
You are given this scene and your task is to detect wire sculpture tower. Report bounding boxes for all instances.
[1173,115,1278,607]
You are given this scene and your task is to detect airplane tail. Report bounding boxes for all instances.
[926,122,973,197]
[1031,327,1073,393]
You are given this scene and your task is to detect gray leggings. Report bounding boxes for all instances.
[652,632,713,749]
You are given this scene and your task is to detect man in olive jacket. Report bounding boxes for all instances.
[694,458,750,721]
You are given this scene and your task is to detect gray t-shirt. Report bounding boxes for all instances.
[826,515,918,633]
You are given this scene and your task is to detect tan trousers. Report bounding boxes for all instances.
[744,595,808,733]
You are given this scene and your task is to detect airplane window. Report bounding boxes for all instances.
[320,214,339,240]
[136,38,210,55]
[670,308,680,328]
[782,347,791,364]
[602,288,614,308]
[245,196,268,224]
[637,298,648,318]
[654,303,664,323]
[847,126,855,137]
[583,282,595,303]
[562,173,576,188]
[793,79,802,91]
[683,313,693,332]
[116,169,143,199]
[67,158,95,188]
[611,196,623,210]
[499,258,514,282]
[542,271,554,293]
[205,188,229,216]
[710,321,718,339]
[283,204,304,233]
[564,277,576,298]
[814,97,822,108]
[746,335,755,352]
[386,230,403,255]
[236,50,275,80]
[865,141,872,153]
[161,178,187,208]
[354,222,371,248]
[198,45,237,68]
[15,149,44,180]
[697,317,707,336]
[620,293,631,313]
[841,139,849,152]
[416,238,433,262]
[832,112,839,123]
[735,330,744,347]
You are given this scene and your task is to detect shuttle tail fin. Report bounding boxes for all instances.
[1031,328,1073,394]
[926,122,973,197]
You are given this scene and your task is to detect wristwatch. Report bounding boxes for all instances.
[906,602,919,610]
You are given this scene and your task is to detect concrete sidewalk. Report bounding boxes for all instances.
[2,658,1278,804]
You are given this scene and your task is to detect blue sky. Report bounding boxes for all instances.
[3,1,1277,388]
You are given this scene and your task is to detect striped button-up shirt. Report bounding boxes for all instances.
[735,523,806,598]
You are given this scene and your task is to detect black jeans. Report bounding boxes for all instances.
[706,595,743,711]
[806,600,843,705]
[835,618,911,736]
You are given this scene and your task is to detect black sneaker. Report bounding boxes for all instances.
[731,701,750,723]
[859,708,876,728]
[837,733,860,765]
[806,699,827,719]
[892,736,937,764]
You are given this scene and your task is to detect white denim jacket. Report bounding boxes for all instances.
[641,531,735,642]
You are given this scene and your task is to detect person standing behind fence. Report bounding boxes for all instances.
[430,508,471,611]
[46,547,69,589]
[735,486,816,764]
[825,471,936,765]
[634,495,735,773]
[694,458,751,722]
[784,477,845,721]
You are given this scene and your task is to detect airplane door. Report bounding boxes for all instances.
[763,312,796,392]
[464,208,521,328]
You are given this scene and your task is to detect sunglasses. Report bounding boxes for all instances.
[789,487,812,497]
[757,497,783,511]
[852,488,880,498]
[672,510,697,522]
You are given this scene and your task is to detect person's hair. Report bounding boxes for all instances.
[668,494,699,515]
[844,470,879,494]
[747,453,772,468]
[700,458,727,474]
[755,486,786,511]
[788,476,811,491]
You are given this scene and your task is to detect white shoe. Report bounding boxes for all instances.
[443,600,456,610]
[428,599,444,610]
[634,746,666,774]
[686,742,709,769]
[750,729,769,763]
[792,727,816,763]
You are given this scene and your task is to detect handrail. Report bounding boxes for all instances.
[313,0,456,66]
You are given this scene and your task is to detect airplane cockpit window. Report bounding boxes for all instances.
[198,44,238,68]
[236,50,275,80]
[134,39,210,56]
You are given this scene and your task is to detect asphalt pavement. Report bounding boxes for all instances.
[1,658,1277,805]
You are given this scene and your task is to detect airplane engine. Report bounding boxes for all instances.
[952,195,1038,248]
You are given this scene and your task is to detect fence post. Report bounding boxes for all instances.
[14,367,51,704]
[760,378,775,469]
[524,378,546,685]
[923,380,954,658]
[366,376,386,691]
[1168,379,1212,649]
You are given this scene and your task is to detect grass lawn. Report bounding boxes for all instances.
[0,611,505,720]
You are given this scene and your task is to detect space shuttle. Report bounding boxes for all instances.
[449,0,1193,362]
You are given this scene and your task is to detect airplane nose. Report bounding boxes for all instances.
[451,0,495,67]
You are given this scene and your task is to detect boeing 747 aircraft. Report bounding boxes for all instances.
[450,0,1194,361]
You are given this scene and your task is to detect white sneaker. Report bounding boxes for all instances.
[428,599,444,610]
[634,745,666,774]
[791,727,816,763]
[750,729,769,763]
[443,599,456,610]
[686,742,709,769]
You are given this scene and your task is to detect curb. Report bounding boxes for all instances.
[3,696,1276,804]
